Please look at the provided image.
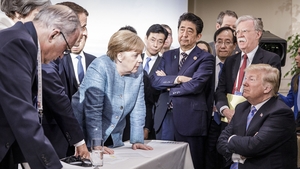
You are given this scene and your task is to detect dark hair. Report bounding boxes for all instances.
[56,1,89,16]
[196,40,212,54]
[178,12,203,34]
[213,26,237,43]
[146,24,168,41]
[119,25,137,34]
[216,10,238,25]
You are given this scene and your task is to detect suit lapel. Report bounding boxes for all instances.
[149,56,162,75]
[251,47,263,64]
[171,49,180,74]
[178,47,198,74]
[231,53,242,86]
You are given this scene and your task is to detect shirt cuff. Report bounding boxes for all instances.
[220,105,229,116]
[174,76,180,84]
[74,139,85,147]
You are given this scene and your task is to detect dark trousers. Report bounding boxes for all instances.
[174,128,206,169]
[0,149,18,169]
[156,109,175,140]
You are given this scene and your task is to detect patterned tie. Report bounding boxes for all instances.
[232,54,248,93]
[246,106,257,130]
[179,52,188,70]
[76,55,84,84]
[144,57,151,74]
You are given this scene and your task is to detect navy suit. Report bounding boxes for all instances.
[217,97,297,169]
[58,52,96,101]
[42,61,85,158]
[151,46,214,169]
[0,22,61,168]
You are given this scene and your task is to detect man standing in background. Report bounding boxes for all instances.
[209,10,239,56]
[160,24,173,55]
[57,1,96,101]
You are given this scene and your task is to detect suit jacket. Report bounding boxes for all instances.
[217,97,297,169]
[215,47,281,112]
[72,55,145,148]
[0,22,61,168]
[279,74,299,119]
[143,54,162,131]
[151,47,214,136]
[42,61,85,158]
[58,52,96,101]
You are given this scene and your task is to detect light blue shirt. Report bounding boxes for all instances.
[72,55,145,147]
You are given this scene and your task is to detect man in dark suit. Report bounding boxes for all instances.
[42,2,93,158]
[215,15,281,124]
[0,5,81,168]
[56,2,96,101]
[217,64,297,169]
[151,13,214,169]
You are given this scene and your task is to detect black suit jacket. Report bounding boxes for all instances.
[58,52,96,101]
[42,61,85,158]
[215,47,281,112]
[0,22,62,168]
[217,97,297,169]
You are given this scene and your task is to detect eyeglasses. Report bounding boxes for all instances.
[60,32,71,55]
[215,40,233,47]
[235,29,255,35]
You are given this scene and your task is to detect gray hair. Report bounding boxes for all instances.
[236,15,263,32]
[0,0,51,19]
[32,5,80,38]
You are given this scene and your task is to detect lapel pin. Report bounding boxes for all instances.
[174,55,176,59]
[193,56,197,60]
[260,113,263,117]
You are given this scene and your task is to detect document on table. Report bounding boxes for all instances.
[104,152,149,164]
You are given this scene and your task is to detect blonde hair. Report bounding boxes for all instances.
[245,64,279,96]
[107,30,144,60]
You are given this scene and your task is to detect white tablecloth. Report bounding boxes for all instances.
[62,140,194,169]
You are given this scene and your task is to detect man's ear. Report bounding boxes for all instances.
[48,29,61,43]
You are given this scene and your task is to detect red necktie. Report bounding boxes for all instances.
[232,54,248,93]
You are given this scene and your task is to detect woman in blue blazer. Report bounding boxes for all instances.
[279,46,300,121]
[72,30,153,153]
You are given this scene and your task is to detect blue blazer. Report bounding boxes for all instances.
[72,55,145,148]
[0,22,61,168]
[279,75,299,119]
[151,47,214,136]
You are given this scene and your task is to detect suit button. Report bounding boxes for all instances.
[5,143,10,148]
[120,106,123,110]
[111,124,114,128]
[115,116,119,119]
[120,95,122,98]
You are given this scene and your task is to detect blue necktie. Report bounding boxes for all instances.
[297,77,300,110]
[230,106,256,169]
[246,106,257,130]
[144,57,151,74]
[218,62,223,79]
[213,62,224,125]
[76,55,84,84]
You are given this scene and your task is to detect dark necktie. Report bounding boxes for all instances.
[144,57,151,74]
[179,52,188,70]
[232,54,248,93]
[218,62,223,79]
[76,55,84,84]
